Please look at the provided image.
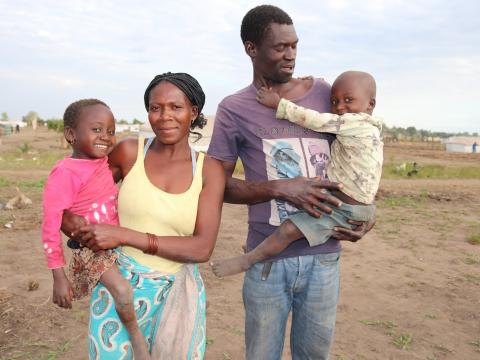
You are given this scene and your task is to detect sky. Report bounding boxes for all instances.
[0,0,478,133]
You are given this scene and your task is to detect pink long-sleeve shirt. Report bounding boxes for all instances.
[41,156,119,269]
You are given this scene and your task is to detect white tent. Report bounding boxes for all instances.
[443,136,480,153]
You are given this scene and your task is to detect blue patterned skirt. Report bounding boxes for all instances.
[88,250,206,359]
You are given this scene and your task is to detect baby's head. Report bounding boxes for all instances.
[330,71,376,115]
[63,99,116,160]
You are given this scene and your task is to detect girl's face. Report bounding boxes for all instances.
[65,104,116,159]
[147,81,198,145]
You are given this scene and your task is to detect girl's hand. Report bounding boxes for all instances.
[61,210,87,238]
[76,224,123,252]
[256,86,281,109]
[52,268,73,309]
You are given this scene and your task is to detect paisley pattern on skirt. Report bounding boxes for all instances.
[88,250,206,359]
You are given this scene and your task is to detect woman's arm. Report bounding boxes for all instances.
[108,137,138,182]
[78,155,226,263]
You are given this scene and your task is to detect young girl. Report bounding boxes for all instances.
[41,99,151,360]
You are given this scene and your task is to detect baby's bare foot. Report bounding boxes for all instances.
[210,255,251,277]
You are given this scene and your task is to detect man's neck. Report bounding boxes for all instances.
[253,75,313,100]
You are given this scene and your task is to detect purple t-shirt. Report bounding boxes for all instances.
[208,79,341,260]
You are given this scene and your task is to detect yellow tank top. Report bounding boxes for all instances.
[118,137,204,274]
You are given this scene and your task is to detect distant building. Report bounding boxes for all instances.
[443,136,480,153]
[115,123,140,133]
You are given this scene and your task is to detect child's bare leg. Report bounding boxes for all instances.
[100,266,151,360]
[211,219,303,277]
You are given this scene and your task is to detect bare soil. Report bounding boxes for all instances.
[1,128,479,359]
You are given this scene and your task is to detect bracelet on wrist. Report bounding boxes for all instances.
[143,232,159,255]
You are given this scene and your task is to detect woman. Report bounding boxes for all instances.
[67,72,225,359]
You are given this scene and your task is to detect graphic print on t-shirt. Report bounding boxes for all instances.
[263,138,330,226]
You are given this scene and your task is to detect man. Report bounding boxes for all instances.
[208,5,374,359]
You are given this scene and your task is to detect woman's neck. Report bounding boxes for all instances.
[150,137,191,160]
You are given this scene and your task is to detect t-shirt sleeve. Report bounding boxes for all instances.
[207,102,242,163]
[41,166,81,269]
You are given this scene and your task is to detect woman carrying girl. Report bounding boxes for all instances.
[65,72,225,359]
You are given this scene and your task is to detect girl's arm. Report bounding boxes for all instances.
[77,156,226,263]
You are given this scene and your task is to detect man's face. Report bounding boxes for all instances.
[252,23,298,84]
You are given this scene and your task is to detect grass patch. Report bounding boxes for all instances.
[467,234,480,245]
[0,336,80,360]
[464,254,480,265]
[0,176,46,190]
[359,319,397,331]
[0,151,68,171]
[470,338,480,353]
[383,163,480,179]
[378,195,421,208]
[393,333,412,350]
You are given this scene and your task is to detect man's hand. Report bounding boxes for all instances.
[256,86,281,109]
[52,268,73,309]
[331,213,376,242]
[278,177,343,217]
[75,223,123,252]
[61,210,87,238]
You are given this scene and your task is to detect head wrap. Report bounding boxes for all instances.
[144,72,207,129]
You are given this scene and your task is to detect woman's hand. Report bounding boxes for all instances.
[75,224,124,252]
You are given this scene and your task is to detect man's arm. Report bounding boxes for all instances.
[221,161,342,217]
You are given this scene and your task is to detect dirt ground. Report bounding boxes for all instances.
[1,128,479,360]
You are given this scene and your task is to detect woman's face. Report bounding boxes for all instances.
[147,81,198,145]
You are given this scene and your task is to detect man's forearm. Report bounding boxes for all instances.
[224,177,283,204]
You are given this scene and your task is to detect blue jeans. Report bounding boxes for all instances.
[243,253,340,360]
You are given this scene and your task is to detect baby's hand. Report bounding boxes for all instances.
[256,86,281,109]
[52,268,74,309]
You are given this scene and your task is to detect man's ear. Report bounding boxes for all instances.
[368,98,376,111]
[244,41,256,58]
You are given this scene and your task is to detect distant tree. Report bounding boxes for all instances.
[405,126,417,138]
[1,112,8,121]
[46,118,67,148]
[117,119,128,125]
[132,118,144,125]
[24,111,39,129]
[419,129,430,141]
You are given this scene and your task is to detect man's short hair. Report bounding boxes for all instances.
[240,5,293,46]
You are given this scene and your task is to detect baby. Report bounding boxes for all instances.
[212,71,383,277]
